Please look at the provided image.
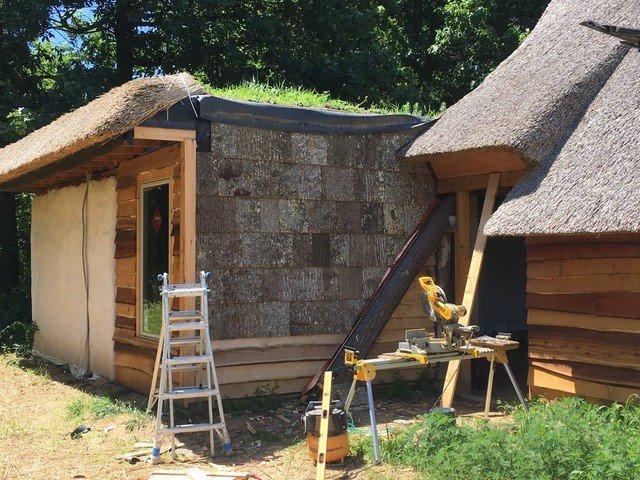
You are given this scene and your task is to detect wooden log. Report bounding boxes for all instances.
[302,195,455,397]
[527,309,640,334]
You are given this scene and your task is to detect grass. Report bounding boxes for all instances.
[203,79,431,116]
[66,395,153,431]
[352,397,640,480]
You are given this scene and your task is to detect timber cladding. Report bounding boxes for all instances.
[113,144,184,392]
[525,239,640,403]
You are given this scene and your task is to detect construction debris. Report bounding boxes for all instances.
[149,466,254,479]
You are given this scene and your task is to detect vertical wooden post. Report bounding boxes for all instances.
[181,138,197,285]
[441,173,500,408]
[316,371,332,480]
[454,191,472,393]
[455,191,471,304]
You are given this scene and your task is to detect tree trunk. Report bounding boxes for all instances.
[0,193,18,295]
[114,0,135,84]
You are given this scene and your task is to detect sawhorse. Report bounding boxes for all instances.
[342,341,527,464]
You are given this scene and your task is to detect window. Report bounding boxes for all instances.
[140,181,169,337]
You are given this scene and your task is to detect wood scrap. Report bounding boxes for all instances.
[245,422,257,434]
[149,467,252,479]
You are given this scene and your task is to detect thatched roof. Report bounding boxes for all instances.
[0,73,201,185]
[401,0,640,236]
[400,0,631,172]
[485,48,640,236]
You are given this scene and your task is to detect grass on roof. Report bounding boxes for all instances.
[203,80,428,116]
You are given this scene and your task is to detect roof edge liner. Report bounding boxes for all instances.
[198,96,433,134]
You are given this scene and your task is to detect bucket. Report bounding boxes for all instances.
[302,400,349,463]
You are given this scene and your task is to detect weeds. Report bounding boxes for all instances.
[224,382,286,415]
[354,397,640,480]
[67,395,152,431]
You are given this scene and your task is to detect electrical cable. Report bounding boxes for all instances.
[82,173,91,375]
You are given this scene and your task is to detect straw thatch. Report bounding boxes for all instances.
[485,48,640,236]
[0,73,202,185]
[400,0,631,170]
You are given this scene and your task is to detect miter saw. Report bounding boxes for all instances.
[398,276,479,355]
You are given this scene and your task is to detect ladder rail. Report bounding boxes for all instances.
[150,271,232,464]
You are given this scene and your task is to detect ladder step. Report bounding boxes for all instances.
[160,422,225,434]
[165,355,211,366]
[161,386,218,400]
[169,335,202,346]
[169,310,202,320]
[166,321,208,332]
[170,364,207,373]
[166,284,207,297]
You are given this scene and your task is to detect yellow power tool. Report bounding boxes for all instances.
[418,276,467,322]
[398,276,478,352]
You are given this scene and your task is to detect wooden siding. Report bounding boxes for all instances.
[113,144,184,391]
[525,239,640,403]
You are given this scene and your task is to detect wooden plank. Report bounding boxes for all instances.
[116,185,136,202]
[117,199,137,218]
[441,172,500,408]
[529,344,640,371]
[526,242,640,261]
[115,315,136,330]
[117,143,181,178]
[530,360,640,389]
[116,287,136,305]
[527,260,562,279]
[529,324,640,349]
[302,196,455,397]
[455,191,471,303]
[527,274,640,294]
[116,302,136,317]
[526,293,595,314]
[134,126,196,141]
[181,139,197,284]
[218,360,325,385]
[115,241,136,259]
[435,169,524,194]
[116,257,136,274]
[215,344,335,368]
[527,309,640,334]
[528,365,640,403]
[116,273,136,288]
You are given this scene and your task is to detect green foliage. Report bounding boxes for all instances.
[224,381,286,415]
[355,397,640,480]
[66,395,152,430]
[142,300,162,336]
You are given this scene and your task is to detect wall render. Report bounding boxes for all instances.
[31,177,117,378]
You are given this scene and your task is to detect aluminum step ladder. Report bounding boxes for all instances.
[150,271,231,464]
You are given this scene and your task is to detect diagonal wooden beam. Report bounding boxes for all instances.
[441,172,500,408]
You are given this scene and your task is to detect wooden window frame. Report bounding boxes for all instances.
[137,167,174,339]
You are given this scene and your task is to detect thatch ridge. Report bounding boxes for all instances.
[485,48,640,236]
[0,73,202,185]
[400,0,632,169]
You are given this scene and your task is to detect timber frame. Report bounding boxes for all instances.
[114,127,197,391]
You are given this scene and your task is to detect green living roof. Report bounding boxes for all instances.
[203,80,425,116]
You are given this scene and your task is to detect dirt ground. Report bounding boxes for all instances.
[0,354,515,480]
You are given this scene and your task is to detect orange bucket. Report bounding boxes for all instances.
[306,432,350,463]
